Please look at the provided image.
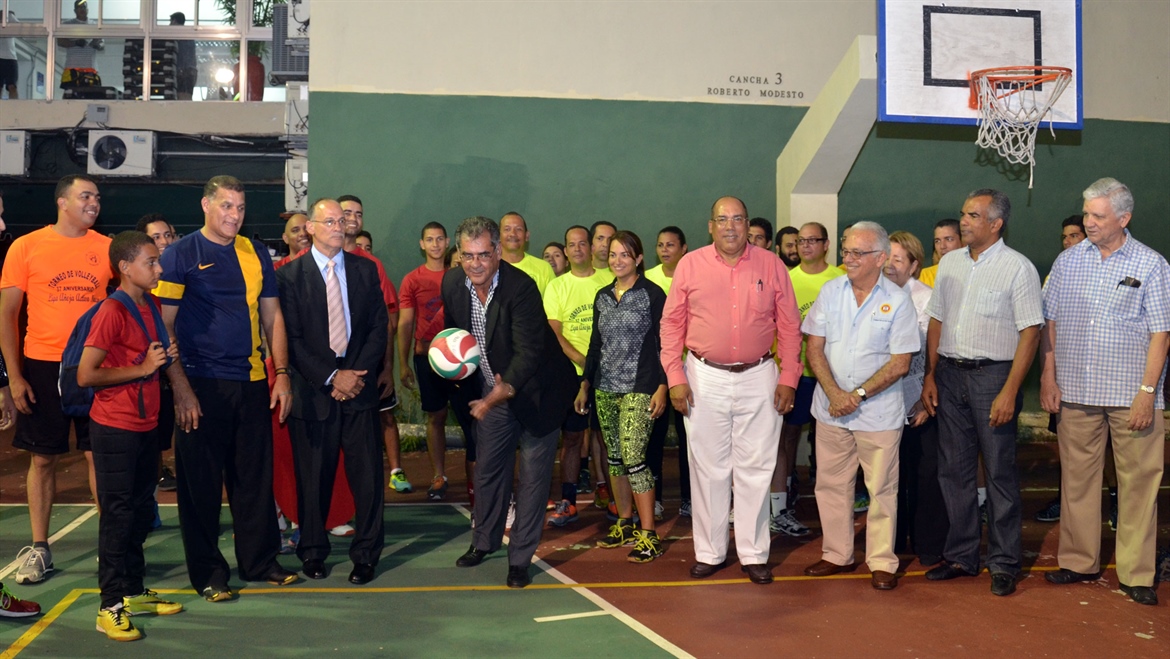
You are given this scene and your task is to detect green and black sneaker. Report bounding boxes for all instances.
[627,529,664,563]
[596,518,637,549]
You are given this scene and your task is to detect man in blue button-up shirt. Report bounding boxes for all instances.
[1039,178,1170,606]
[801,221,919,590]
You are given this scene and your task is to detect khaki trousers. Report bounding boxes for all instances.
[1057,403,1164,586]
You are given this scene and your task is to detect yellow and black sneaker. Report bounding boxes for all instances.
[96,606,142,642]
[627,529,664,564]
[596,518,637,549]
[124,589,183,616]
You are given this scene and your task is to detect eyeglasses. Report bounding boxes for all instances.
[460,251,496,264]
[310,218,355,230]
[712,215,747,227]
[840,248,881,260]
[797,237,826,246]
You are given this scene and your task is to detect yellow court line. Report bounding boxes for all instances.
[1,564,1118,657]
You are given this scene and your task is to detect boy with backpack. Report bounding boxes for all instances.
[76,231,182,641]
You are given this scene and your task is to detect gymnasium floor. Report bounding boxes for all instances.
[0,439,1166,658]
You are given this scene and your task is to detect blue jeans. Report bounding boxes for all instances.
[935,359,1022,576]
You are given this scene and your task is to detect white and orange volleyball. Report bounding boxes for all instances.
[428,328,481,380]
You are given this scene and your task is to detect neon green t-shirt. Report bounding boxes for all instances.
[543,269,610,375]
[790,263,845,377]
[511,252,556,297]
[644,264,672,295]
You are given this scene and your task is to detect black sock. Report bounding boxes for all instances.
[33,541,49,551]
[561,482,577,502]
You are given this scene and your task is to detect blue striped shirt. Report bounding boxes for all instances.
[1042,230,1170,409]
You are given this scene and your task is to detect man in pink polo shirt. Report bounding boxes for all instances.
[660,196,802,585]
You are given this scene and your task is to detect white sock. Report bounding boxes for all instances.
[770,492,787,516]
[977,487,987,507]
[786,476,793,488]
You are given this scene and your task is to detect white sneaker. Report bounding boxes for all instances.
[505,497,517,530]
[14,546,53,585]
[769,509,810,537]
[329,524,356,537]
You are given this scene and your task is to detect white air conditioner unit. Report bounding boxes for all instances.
[0,131,30,177]
[285,158,308,212]
[87,130,155,177]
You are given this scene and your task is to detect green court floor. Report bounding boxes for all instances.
[0,504,681,658]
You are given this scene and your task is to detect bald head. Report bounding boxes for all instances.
[282,213,309,252]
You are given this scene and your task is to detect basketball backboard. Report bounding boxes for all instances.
[878,0,1082,129]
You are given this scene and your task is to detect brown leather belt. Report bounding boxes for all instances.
[693,352,773,373]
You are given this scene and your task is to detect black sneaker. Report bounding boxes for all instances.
[158,466,177,492]
[627,529,664,563]
[980,501,989,525]
[1034,498,1060,522]
[577,468,593,494]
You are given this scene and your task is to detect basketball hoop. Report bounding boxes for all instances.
[969,66,1073,188]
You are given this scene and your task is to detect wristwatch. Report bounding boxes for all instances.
[1139,384,1155,394]
[855,387,868,401]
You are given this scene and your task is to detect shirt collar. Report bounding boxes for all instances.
[1083,228,1133,260]
[310,245,344,272]
[711,243,753,266]
[464,268,500,297]
[960,237,1005,262]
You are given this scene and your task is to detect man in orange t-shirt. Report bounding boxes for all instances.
[0,175,112,584]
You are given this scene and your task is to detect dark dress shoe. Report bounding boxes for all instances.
[456,545,491,568]
[741,564,773,585]
[689,561,724,579]
[1045,568,1101,585]
[302,559,327,580]
[925,562,977,581]
[264,567,299,586]
[918,554,943,567]
[803,560,858,577]
[1119,583,1158,606]
[349,563,376,585]
[507,565,531,588]
[871,570,898,590]
[990,572,1017,596]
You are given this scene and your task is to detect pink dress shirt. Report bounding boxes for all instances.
[660,244,802,389]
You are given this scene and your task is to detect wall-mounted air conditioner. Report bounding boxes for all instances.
[87,130,155,177]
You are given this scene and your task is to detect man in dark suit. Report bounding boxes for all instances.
[442,216,577,588]
[276,199,388,585]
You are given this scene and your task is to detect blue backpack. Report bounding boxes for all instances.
[59,290,171,418]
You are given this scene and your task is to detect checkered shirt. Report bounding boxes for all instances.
[465,270,500,387]
[1043,230,1170,408]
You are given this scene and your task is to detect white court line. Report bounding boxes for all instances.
[0,506,98,580]
[451,504,693,659]
[535,610,611,623]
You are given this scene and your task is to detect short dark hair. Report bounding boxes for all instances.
[203,175,244,199]
[967,189,1011,229]
[935,218,960,233]
[610,230,645,275]
[749,217,773,243]
[543,241,565,255]
[136,213,168,233]
[657,226,687,246]
[420,221,447,239]
[357,230,373,244]
[589,221,617,241]
[55,174,96,201]
[500,212,526,231]
[109,231,154,275]
[1061,215,1084,231]
[337,194,363,206]
[565,225,590,243]
[455,216,500,250]
[778,226,799,240]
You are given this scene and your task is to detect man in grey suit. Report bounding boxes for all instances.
[441,216,577,588]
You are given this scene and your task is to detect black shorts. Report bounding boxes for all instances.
[413,353,453,413]
[783,375,818,427]
[12,358,91,455]
[561,377,597,433]
[0,59,17,87]
[156,379,175,451]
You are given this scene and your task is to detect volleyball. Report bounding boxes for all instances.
[428,328,481,380]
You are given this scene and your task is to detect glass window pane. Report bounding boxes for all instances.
[57,35,126,98]
[197,0,232,26]
[1,36,49,99]
[252,0,272,28]
[156,0,194,26]
[6,1,45,25]
[100,0,139,25]
[60,0,93,27]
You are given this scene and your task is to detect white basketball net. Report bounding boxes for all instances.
[971,66,1072,188]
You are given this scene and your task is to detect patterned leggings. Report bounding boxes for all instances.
[595,390,654,495]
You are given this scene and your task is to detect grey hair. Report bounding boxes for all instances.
[967,188,1012,229]
[849,220,891,256]
[1082,177,1134,216]
[455,216,500,250]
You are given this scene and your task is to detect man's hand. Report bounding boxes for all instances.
[826,387,860,418]
[0,385,16,431]
[773,384,796,415]
[920,373,938,416]
[573,389,589,416]
[271,372,292,423]
[1127,390,1155,431]
[330,369,367,400]
[142,342,168,377]
[1039,373,1062,415]
[8,374,34,415]
[988,389,1017,428]
[908,401,930,428]
[649,386,668,419]
[376,366,394,398]
[172,380,203,432]
[669,384,693,417]
[469,380,511,421]
[399,364,416,391]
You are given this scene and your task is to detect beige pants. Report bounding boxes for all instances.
[1057,403,1164,586]
[814,423,902,574]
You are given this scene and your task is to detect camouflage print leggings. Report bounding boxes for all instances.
[594,390,654,495]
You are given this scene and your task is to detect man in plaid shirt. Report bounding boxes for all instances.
[1039,177,1170,606]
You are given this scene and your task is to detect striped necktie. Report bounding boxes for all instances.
[326,260,347,356]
